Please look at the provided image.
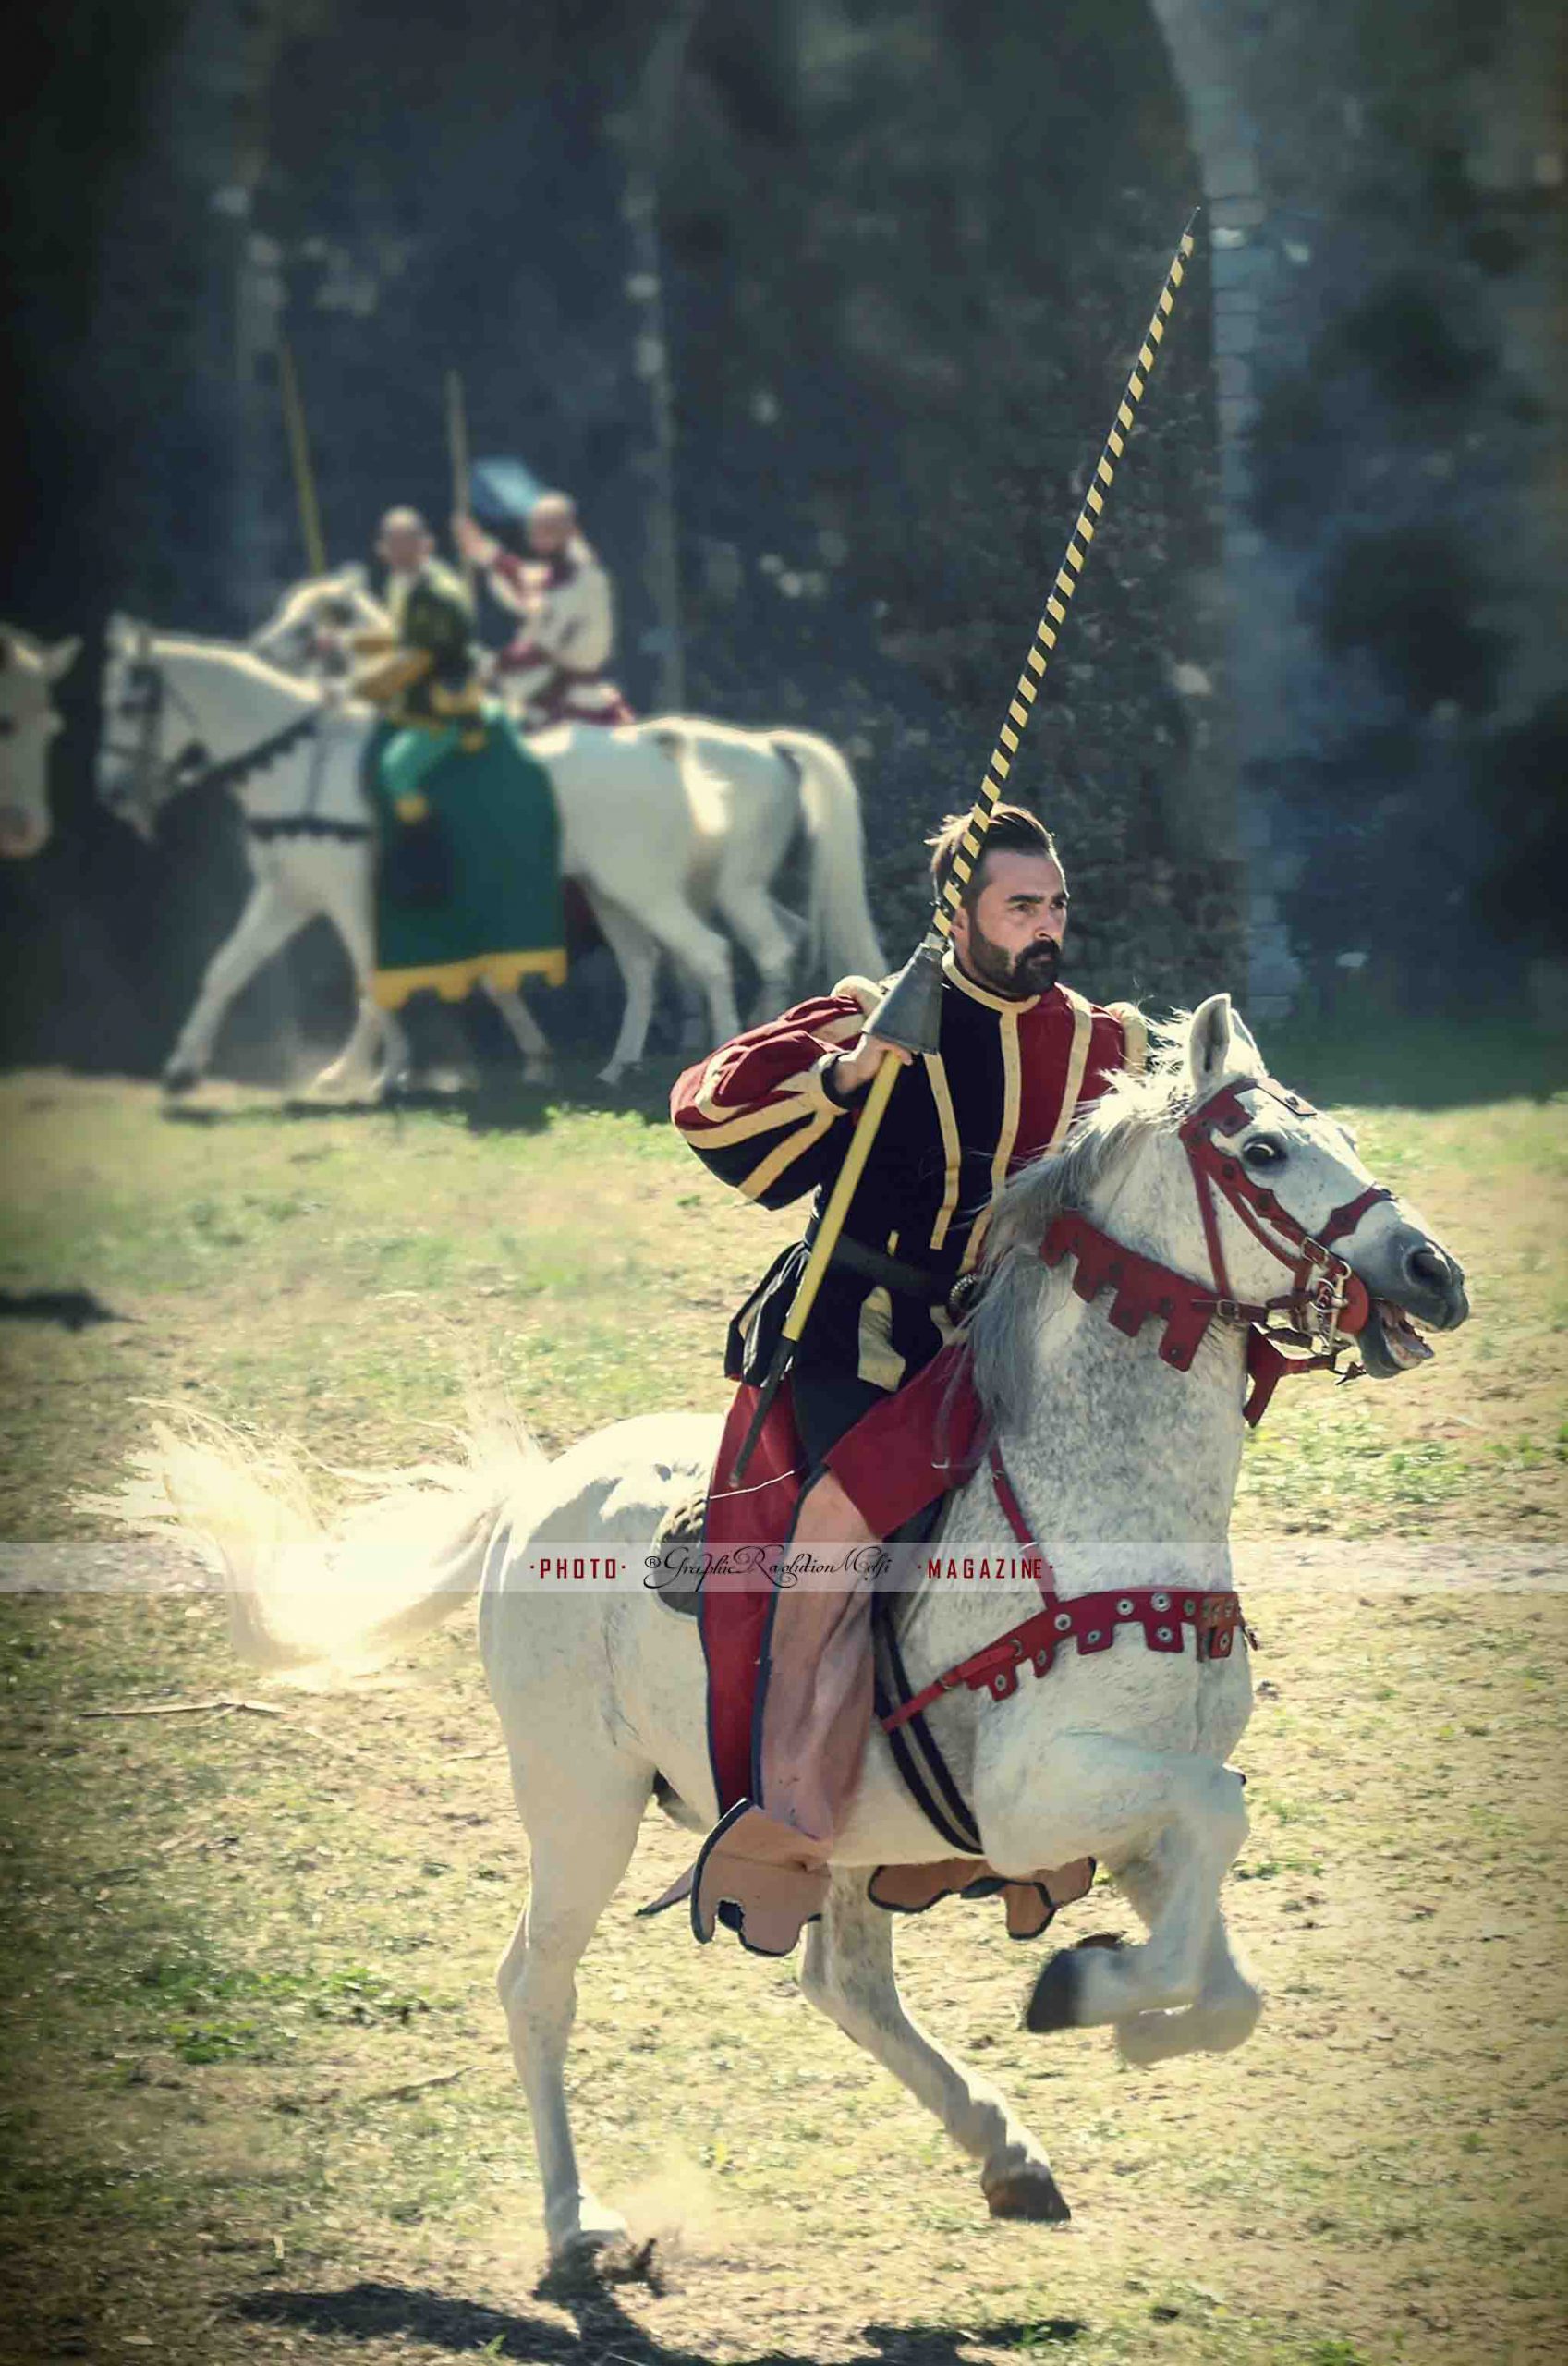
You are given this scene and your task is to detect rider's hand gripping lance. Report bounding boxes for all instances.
[731,213,1200,1482]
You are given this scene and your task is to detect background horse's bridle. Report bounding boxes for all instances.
[104,649,323,826]
[103,654,212,818]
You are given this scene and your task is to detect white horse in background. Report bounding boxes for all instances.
[253,572,887,1055]
[249,563,388,683]
[134,998,1468,2264]
[97,618,750,1095]
[0,625,80,859]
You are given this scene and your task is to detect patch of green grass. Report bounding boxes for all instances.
[0,1060,1566,2363]
[130,1949,437,2055]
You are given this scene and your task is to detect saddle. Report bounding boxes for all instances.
[649,1433,1094,1945]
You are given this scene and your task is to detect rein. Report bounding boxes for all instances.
[875,1074,1384,1815]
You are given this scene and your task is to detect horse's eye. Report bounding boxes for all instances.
[0,717,15,738]
[1243,1136,1285,1169]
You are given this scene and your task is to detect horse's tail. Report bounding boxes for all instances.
[769,731,886,986]
[101,1405,542,1679]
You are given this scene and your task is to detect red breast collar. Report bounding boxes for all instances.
[881,1444,1252,1736]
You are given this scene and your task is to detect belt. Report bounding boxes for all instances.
[827,1235,949,1302]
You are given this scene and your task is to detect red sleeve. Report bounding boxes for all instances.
[670,989,875,1207]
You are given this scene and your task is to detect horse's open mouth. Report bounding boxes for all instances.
[1363,1298,1435,1375]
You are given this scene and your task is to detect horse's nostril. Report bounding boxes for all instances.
[1406,1243,1450,1289]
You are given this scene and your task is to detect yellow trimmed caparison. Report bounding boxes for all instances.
[372,947,568,1011]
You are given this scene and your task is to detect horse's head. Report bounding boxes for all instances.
[250,565,373,679]
[977,992,1467,1424]
[96,615,209,840]
[1175,994,1468,1374]
[0,625,79,859]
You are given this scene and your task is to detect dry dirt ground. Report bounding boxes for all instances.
[2,1059,1566,2366]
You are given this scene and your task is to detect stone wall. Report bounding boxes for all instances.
[1150,0,1565,1012]
[1,0,1558,1072]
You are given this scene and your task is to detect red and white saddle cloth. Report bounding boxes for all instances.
[672,1376,1098,1945]
[494,641,636,727]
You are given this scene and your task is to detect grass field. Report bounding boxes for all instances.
[2,1035,1566,2366]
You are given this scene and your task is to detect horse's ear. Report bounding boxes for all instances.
[1187,993,1236,1093]
[1228,1005,1263,1069]
[44,635,81,683]
[0,625,40,667]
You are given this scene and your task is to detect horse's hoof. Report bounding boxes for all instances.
[1023,1947,1082,2034]
[540,2234,662,2299]
[1024,1931,1124,2035]
[984,2165,1072,2224]
[523,1061,553,1086]
[540,2203,644,2293]
[162,1066,201,1097]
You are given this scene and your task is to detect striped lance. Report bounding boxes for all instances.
[731,212,1200,1482]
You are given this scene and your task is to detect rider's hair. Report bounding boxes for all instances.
[927,804,1061,908]
[378,506,430,540]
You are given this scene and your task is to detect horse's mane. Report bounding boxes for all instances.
[961,1008,1268,1429]
[108,627,324,705]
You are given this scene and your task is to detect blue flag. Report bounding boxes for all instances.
[469,456,545,527]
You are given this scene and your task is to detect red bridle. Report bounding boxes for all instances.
[1039,1076,1391,1426]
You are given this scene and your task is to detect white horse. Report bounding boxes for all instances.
[255,572,887,1054]
[139,996,1466,2263]
[0,624,80,859]
[96,618,801,1095]
[249,563,389,684]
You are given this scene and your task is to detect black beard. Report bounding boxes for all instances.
[962,921,1060,998]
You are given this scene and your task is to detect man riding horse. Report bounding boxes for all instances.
[667,803,1146,1949]
[453,490,634,728]
[350,506,488,810]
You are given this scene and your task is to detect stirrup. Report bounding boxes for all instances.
[667,1800,831,1956]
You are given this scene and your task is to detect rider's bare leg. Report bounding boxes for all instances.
[686,1467,880,1951]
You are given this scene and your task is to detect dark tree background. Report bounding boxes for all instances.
[1,0,1561,1075]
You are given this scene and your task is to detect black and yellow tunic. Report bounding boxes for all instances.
[352,559,484,739]
[671,955,1145,1409]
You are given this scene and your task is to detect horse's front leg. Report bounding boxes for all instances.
[1110,1842,1262,2065]
[801,1872,1071,2224]
[308,846,408,1098]
[991,1736,1249,2040]
[163,876,304,1092]
[482,979,553,1084]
